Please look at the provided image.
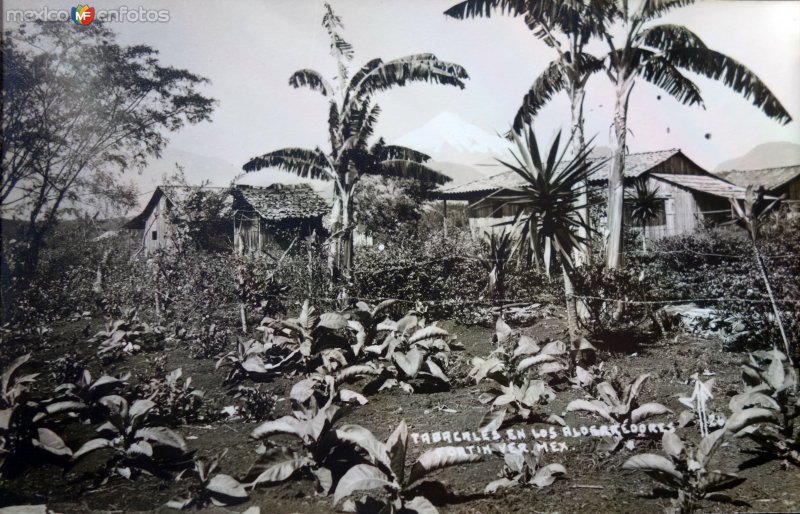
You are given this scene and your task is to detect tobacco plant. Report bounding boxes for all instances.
[167,450,249,509]
[245,374,343,494]
[216,338,293,384]
[334,420,481,513]
[43,369,130,422]
[566,373,672,449]
[623,430,747,514]
[728,349,799,466]
[136,368,205,425]
[71,396,192,480]
[1,354,73,476]
[484,447,566,493]
[357,314,454,393]
[92,308,164,363]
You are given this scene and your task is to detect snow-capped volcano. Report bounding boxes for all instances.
[395,111,512,165]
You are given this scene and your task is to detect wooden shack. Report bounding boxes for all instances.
[716,164,800,214]
[124,184,329,255]
[435,149,746,241]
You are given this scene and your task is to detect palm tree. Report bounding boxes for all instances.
[486,125,604,343]
[625,178,660,252]
[444,0,610,265]
[244,3,468,277]
[601,0,792,270]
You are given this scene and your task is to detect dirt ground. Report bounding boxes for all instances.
[2,314,799,514]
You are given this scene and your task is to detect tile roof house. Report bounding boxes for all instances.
[716,164,800,204]
[124,184,329,255]
[436,149,745,241]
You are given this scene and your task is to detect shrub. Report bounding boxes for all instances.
[633,224,800,355]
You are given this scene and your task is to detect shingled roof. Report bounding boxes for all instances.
[650,174,746,199]
[715,164,800,191]
[124,184,328,229]
[437,149,682,198]
[233,184,329,220]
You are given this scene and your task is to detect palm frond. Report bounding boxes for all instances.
[373,160,451,184]
[243,147,333,180]
[443,0,526,19]
[636,49,704,106]
[289,69,334,96]
[664,47,792,124]
[372,144,431,163]
[637,24,707,52]
[512,60,567,133]
[636,0,696,22]
[322,3,353,62]
[329,102,341,155]
[347,54,468,101]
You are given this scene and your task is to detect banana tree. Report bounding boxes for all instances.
[486,125,604,343]
[244,3,467,278]
[601,0,792,270]
[445,0,610,267]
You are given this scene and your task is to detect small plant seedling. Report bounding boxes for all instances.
[167,450,249,509]
[484,447,566,493]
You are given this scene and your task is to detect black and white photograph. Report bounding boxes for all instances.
[1,1,799,512]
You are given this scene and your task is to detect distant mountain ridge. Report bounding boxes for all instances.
[714,141,800,172]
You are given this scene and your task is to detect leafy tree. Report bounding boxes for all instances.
[243,3,467,278]
[352,176,432,238]
[1,21,215,282]
[601,0,792,270]
[625,177,660,252]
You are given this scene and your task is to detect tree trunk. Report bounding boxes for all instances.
[642,224,647,252]
[341,188,354,278]
[563,266,579,345]
[569,87,590,325]
[606,79,632,270]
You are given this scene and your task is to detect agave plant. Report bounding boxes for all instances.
[487,125,604,343]
[626,177,661,252]
[334,420,481,513]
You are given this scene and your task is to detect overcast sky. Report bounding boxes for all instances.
[4,0,800,174]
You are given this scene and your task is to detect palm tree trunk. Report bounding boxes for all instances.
[569,87,590,325]
[340,185,355,279]
[642,223,647,252]
[606,79,633,270]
